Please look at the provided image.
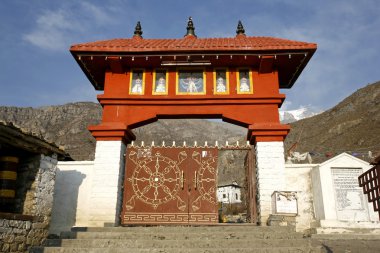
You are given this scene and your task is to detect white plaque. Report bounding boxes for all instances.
[331,168,369,221]
[272,191,298,215]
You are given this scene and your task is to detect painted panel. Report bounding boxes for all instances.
[176,69,206,95]
[121,146,218,224]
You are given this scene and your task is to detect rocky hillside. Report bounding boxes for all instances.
[284,81,380,163]
[0,102,102,160]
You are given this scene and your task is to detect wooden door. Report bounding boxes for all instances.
[121,146,218,225]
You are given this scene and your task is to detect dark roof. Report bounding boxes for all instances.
[0,121,71,160]
[218,182,242,188]
[371,155,380,165]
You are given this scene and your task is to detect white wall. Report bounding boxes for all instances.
[50,149,378,234]
[88,141,126,227]
[255,142,286,224]
[284,164,318,232]
[311,153,377,225]
[49,161,94,235]
[284,154,379,232]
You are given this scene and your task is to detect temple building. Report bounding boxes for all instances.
[217,181,242,204]
[67,18,318,226]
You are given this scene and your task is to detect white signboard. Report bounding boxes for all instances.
[331,168,369,221]
[272,191,298,215]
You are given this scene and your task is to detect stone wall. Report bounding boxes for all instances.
[14,155,41,214]
[0,154,58,253]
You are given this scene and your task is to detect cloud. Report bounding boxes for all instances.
[272,0,380,110]
[23,9,77,51]
[23,2,116,51]
[80,2,114,25]
[279,101,292,111]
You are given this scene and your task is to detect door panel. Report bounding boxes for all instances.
[187,148,218,223]
[121,146,218,225]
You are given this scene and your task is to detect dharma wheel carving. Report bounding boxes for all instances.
[122,146,218,224]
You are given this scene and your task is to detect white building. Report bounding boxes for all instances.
[310,153,378,231]
[217,181,242,204]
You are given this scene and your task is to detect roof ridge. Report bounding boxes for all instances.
[70,36,317,51]
[73,35,314,42]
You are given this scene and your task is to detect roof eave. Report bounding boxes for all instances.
[281,47,317,89]
[70,45,317,90]
[70,50,103,90]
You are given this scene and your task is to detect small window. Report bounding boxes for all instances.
[153,69,168,95]
[129,69,145,95]
[213,69,229,95]
[237,69,253,94]
[223,194,226,198]
[236,193,238,200]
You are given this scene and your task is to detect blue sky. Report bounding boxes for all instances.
[0,0,379,111]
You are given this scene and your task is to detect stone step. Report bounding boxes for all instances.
[70,225,295,233]
[311,238,380,253]
[312,233,380,240]
[30,246,326,253]
[43,238,313,248]
[30,226,327,253]
[60,230,304,240]
[314,226,380,235]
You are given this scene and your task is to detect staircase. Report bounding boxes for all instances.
[30,225,327,253]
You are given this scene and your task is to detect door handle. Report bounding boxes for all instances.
[181,170,184,190]
[194,171,198,190]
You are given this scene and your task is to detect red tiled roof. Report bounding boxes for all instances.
[70,36,317,53]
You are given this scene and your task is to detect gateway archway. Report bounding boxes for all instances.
[70,19,316,226]
[120,119,255,225]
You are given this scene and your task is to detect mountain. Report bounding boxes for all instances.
[284,81,380,163]
[279,106,321,124]
[0,102,102,160]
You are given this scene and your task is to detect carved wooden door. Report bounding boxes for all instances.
[121,146,218,225]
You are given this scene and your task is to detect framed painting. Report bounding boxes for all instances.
[152,69,168,95]
[176,69,206,95]
[237,69,253,94]
[213,69,229,95]
[129,69,145,95]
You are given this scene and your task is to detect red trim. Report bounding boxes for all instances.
[96,95,286,106]
[248,123,290,143]
[88,123,136,144]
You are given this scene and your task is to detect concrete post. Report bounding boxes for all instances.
[88,141,126,226]
[255,141,286,224]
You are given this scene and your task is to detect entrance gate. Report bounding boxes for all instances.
[69,19,317,225]
[121,146,218,224]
